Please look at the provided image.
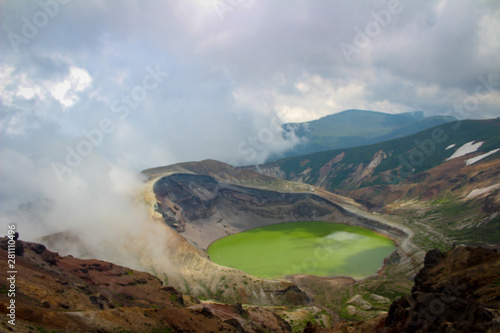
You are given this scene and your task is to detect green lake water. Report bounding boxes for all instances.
[207,221,396,279]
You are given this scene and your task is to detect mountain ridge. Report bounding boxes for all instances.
[258,119,500,190]
[278,109,456,159]
[246,119,500,249]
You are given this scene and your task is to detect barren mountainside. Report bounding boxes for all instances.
[2,238,498,332]
[0,238,292,333]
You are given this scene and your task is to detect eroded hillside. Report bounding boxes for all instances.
[331,246,500,333]
[2,238,498,333]
[145,160,413,251]
[0,238,292,333]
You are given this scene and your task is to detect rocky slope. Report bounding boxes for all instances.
[380,246,500,333]
[338,246,500,333]
[2,238,497,332]
[254,119,499,192]
[0,237,292,333]
[348,155,500,247]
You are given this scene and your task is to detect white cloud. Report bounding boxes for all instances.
[50,66,92,107]
[477,8,500,60]
[266,73,410,123]
[0,64,91,108]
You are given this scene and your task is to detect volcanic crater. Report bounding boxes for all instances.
[146,160,416,274]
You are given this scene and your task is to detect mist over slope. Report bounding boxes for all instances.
[2,0,500,269]
[279,109,455,158]
[1,1,500,331]
[0,238,294,333]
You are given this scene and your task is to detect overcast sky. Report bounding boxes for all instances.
[1,0,499,244]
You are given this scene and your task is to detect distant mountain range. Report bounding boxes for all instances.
[278,109,456,159]
[256,119,500,191]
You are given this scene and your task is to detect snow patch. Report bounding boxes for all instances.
[466,148,500,166]
[446,144,456,150]
[446,141,484,161]
[466,183,500,199]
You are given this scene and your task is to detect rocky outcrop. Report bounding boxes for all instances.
[324,246,500,333]
[381,247,500,332]
[483,189,500,214]
[380,246,500,333]
[153,173,346,245]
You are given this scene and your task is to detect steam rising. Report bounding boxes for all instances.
[0,147,177,276]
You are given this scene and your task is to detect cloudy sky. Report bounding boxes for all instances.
[0,0,499,244]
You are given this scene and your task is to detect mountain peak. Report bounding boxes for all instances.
[279,109,453,159]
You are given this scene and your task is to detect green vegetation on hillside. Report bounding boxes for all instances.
[268,119,500,192]
[404,196,500,247]
[279,109,455,158]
